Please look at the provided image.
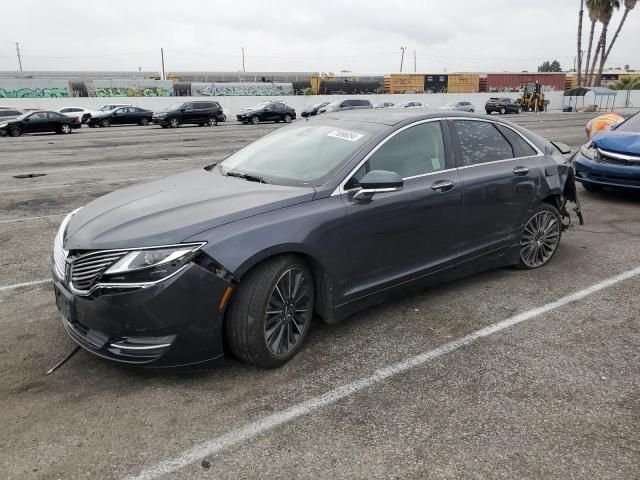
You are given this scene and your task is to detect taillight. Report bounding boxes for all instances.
[73,117,80,124]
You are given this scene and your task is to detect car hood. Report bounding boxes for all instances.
[592,131,640,155]
[64,169,315,250]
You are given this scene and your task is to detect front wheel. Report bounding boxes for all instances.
[101,118,111,128]
[500,107,507,115]
[8,127,22,137]
[582,182,603,193]
[168,117,180,128]
[485,110,491,115]
[250,115,260,125]
[517,204,562,270]
[225,255,315,368]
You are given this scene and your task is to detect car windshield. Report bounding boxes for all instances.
[446,103,457,107]
[99,105,119,111]
[615,112,640,133]
[14,112,31,120]
[248,102,270,110]
[326,100,342,107]
[217,124,373,186]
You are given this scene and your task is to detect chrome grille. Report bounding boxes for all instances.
[70,251,128,292]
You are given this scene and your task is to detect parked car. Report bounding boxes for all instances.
[0,110,79,137]
[59,107,93,124]
[392,101,426,109]
[52,111,582,369]
[439,101,475,113]
[318,99,373,114]
[95,104,132,112]
[0,108,23,121]
[88,106,153,128]
[236,101,296,124]
[574,111,640,191]
[485,97,520,114]
[301,102,330,118]
[373,102,395,109]
[152,101,222,128]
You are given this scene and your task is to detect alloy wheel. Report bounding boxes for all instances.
[264,267,312,357]
[169,118,179,128]
[520,211,560,268]
[61,124,72,134]
[251,115,259,125]
[207,117,217,126]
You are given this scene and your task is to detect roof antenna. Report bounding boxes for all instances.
[46,345,81,375]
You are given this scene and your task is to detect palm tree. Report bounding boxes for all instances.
[577,0,585,86]
[583,0,606,86]
[592,0,622,86]
[594,0,637,85]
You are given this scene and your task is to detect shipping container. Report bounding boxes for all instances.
[485,73,566,92]
[447,74,480,93]
[384,74,426,94]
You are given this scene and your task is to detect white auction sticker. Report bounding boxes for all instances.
[327,129,364,142]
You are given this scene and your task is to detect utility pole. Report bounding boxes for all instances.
[413,49,416,72]
[160,48,165,81]
[241,47,246,72]
[400,46,406,73]
[15,42,23,76]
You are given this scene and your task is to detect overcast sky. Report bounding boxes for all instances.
[1,0,639,74]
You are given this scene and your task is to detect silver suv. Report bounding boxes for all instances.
[318,99,373,114]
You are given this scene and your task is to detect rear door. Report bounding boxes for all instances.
[449,119,540,261]
[342,120,462,302]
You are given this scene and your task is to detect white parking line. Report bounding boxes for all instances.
[0,176,159,194]
[0,214,65,224]
[0,279,51,293]
[124,265,640,480]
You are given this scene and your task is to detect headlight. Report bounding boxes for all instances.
[154,112,167,117]
[102,243,205,283]
[53,208,82,280]
[0,122,7,128]
[579,143,599,161]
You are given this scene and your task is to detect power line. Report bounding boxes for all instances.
[15,42,23,75]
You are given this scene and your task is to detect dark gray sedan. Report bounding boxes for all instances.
[52,111,582,369]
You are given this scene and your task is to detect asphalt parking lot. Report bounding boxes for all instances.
[1,111,639,480]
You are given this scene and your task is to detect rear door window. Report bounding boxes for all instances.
[496,125,538,157]
[452,120,514,166]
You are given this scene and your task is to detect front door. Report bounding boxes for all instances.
[24,112,50,132]
[342,120,461,302]
[449,119,539,261]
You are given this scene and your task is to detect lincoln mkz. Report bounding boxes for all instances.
[52,111,582,369]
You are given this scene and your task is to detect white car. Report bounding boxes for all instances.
[438,101,475,113]
[58,107,93,124]
[391,101,427,109]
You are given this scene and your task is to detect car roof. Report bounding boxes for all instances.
[313,109,495,127]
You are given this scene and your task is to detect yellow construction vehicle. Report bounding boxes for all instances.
[518,82,547,112]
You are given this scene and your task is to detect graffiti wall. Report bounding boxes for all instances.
[191,82,294,96]
[92,80,173,97]
[0,79,70,98]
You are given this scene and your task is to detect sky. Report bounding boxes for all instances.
[0,0,639,74]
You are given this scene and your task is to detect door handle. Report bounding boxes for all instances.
[513,166,529,176]
[431,180,455,192]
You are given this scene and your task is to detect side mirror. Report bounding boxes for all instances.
[353,170,403,201]
[551,141,572,155]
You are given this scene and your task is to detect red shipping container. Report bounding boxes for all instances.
[486,73,566,91]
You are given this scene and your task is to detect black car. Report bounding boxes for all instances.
[301,102,329,118]
[485,97,521,115]
[88,106,153,128]
[1,111,79,137]
[152,101,223,128]
[52,111,582,370]
[236,101,296,124]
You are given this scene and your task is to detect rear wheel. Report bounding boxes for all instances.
[101,118,111,128]
[206,116,217,127]
[485,110,491,115]
[500,107,507,114]
[517,204,562,270]
[8,126,22,137]
[283,114,292,123]
[225,255,314,368]
[59,124,72,134]
[139,117,150,126]
[250,115,260,125]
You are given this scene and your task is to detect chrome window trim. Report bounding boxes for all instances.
[331,116,543,196]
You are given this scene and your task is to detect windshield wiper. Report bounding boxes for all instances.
[224,170,271,184]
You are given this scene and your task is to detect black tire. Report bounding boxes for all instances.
[485,110,491,115]
[500,107,507,115]
[101,118,111,128]
[88,124,96,128]
[206,116,217,127]
[225,255,315,368]
[139,117,150,126]
[283,114,292,123]
[582,182,603,192]
[219,114,227,122]
[516,203,562,270]
[8,127,22,137]
[250,115,260,125]
[168,117,180,128]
